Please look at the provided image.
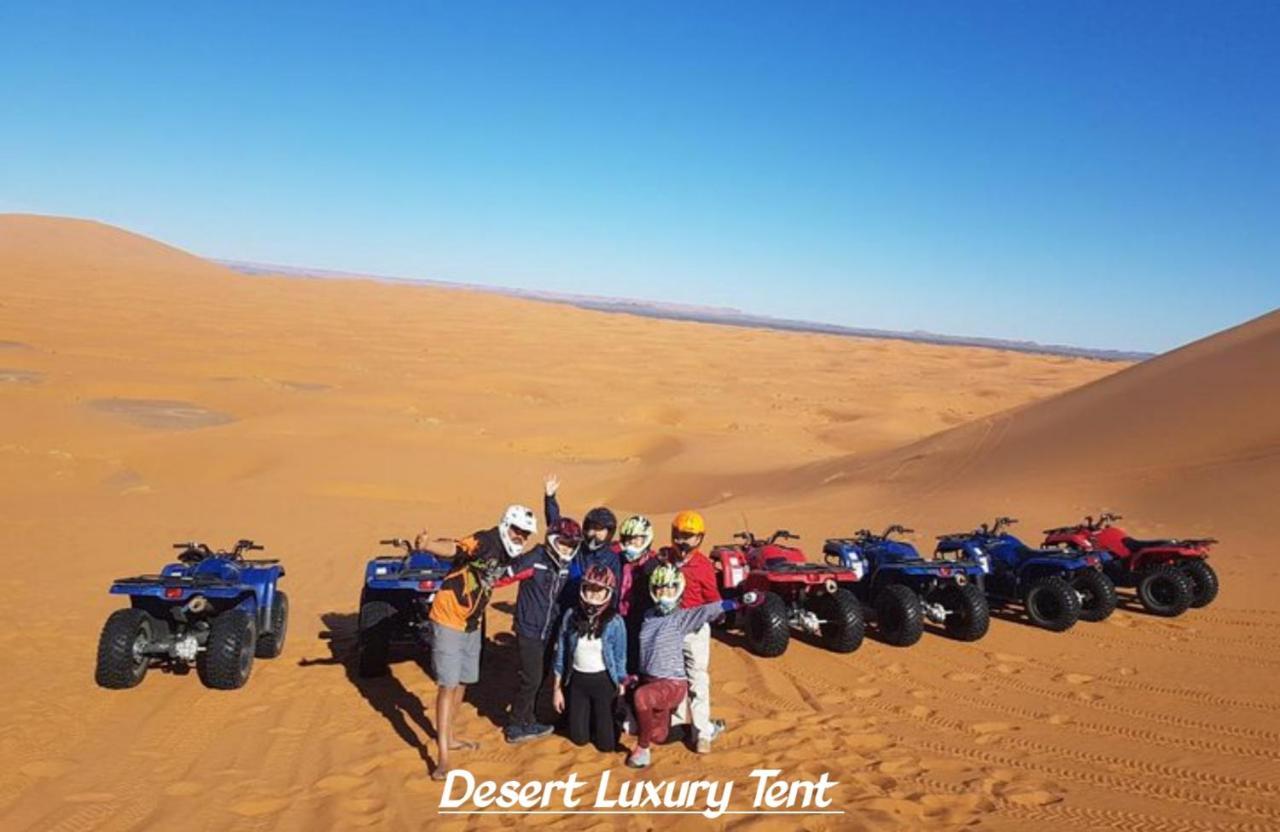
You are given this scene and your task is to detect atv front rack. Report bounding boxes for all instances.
[114,573,240,588]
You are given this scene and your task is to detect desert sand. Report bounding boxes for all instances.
[1,213,1277,831]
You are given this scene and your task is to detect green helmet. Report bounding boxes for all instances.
[619,515,654,560]
[648,562,686,614]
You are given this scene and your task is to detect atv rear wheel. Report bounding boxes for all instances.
[95,608,154,689]
[744,592,790,657]
[812,588,865,653]
[255,590,289,658]
[1181,560,1218,608]
[1024,576,1081,631]
[357,600,398,677]
[1137,565,1194,617]
[1071,570,1118,622]
[875,584,925,647]
[198,609,257,690]
[940,583,990,641]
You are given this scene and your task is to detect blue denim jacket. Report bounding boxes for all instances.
[552,607,628,686]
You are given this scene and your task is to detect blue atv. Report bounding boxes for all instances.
[822,525,990,646]
[356,538,454,677]
[96,539,288,690]
[934,517,1117,631]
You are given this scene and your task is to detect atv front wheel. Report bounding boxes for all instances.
[95,608,154,689]
[1137,565,1194,617]
[198,609,257,690]
[874,584,925,647]
[812,588,865,653]
[1180,560,1218,608]
[940,583,990,641]
[357,600,398,677]
[1024,576,1081,631]
[1071,570,1118,622]
[744,592,790,657]
[255,590,289,658]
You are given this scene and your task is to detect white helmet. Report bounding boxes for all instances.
[499,504,537,558]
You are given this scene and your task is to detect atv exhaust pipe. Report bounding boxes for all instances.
[185,595,210,614]
[824,578,838,595]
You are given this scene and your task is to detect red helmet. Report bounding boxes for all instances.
[580,563,616,612]
[548,517,583,547]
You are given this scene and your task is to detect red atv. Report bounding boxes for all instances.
[710,530,864,658]
[1042,513,1218,616]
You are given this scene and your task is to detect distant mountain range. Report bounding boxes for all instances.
[217,259,1154,362]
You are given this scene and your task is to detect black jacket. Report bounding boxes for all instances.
[503,543,574,641]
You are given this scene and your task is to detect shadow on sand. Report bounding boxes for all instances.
[298,611,522,774]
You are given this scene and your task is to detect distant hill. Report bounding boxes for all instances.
[218,259,1153,362]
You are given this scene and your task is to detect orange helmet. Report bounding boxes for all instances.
[671,510,706,536]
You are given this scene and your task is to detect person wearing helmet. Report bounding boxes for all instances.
[495,516,583,745]
[626,564,759,769]
[551,564,628,752]
[649,510,722,753]
[543,475,622,599]
[616,514,657,673]
[428,504,536,780]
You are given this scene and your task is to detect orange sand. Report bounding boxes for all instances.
[1,214,1276,830]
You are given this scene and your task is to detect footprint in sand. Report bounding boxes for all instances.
[1057,673,1094,685]
[1114,666,1137,676]
[231,797,292,817]
[1004,788,1063,807]
[845,733,894,752]
[971,722,1014,735]
[851,688,882,699]
[945,671,981,683]
[909,705,934,719]
[1047,713,1073,725]
[988,652,1029,664]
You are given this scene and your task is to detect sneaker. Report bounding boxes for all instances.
[695,719,726,754]
[527,723,554,740]
[626,747,651,769]
[503,724,530,744]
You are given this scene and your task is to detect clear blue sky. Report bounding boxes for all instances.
[2,2,1276,353]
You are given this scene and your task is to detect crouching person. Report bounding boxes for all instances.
[552,565,628,752]
[626,563,758,769]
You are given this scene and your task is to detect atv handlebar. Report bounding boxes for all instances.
[883,525,913,537]
[733,530,800,547]
[380,538,415,554]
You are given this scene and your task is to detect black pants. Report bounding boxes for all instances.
[512,634,551,726]
[568,670,618,752]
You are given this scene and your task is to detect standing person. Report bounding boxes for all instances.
[543,474,622,590]
[551,565,628,753]
[627,564,758,769]
[498,517,583,744]
[428,505,536,780]
[616,514,657,673]
[662,510,723,753]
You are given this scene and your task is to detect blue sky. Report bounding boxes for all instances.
[1,2,1276,353]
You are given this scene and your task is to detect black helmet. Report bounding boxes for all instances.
[583,506,617,539]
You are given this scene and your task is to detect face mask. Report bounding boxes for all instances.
[622,543,647,562]
[655,596,679,615]
[674,539,696,554]
[586,538,605,552]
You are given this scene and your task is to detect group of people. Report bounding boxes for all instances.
[423,476,761,779]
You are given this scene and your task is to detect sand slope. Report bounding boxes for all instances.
[1,214,1277,831]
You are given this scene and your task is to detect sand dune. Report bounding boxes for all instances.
[1,214,1277,831]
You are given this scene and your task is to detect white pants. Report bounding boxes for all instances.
[682,624,712,740]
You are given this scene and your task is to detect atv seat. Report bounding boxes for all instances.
[1123,537,1177,550]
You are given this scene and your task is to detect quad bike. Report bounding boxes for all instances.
[709,530,864,657]
[1042,512,1216,616]
[96,539,288,690]
[356,537,454,677]
[936,517,1116,631]
[822,526,990,646]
